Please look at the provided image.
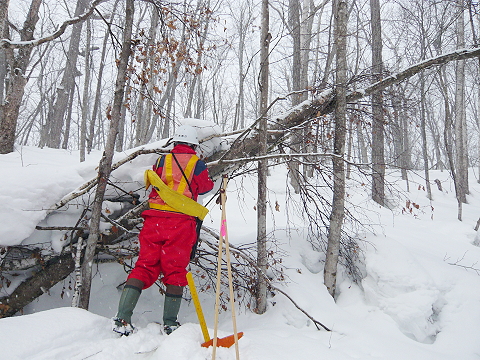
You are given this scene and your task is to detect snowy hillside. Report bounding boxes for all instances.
[2,146,480,360]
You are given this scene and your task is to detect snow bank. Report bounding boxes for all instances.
[2,148,480,359]
[0,147,99,246]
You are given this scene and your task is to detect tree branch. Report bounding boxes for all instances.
[201,228,331,331]
[346,46,480,103]
[0,0,108,49]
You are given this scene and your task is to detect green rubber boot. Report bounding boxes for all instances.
[163,293,182,334]
[113,285,141,335]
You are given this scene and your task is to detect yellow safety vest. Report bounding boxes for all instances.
[144,154,209,220]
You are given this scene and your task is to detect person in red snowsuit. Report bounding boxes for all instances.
[113,125,214,336]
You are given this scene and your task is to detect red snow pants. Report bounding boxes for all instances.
[128,209,197,289]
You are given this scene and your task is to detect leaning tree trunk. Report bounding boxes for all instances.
[324,0,347,298]
[78,0,134,310]
[4,34,480,315]
[0,253,75,317]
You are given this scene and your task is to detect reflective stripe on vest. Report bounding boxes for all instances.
[163,153,198,196]
[148,153,199,214]
[145,169,209,220]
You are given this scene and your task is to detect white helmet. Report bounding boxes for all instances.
[171,125,199,145]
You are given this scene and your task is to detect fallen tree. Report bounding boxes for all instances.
[1,45,480,317]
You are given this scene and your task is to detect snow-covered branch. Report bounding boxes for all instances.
[347,46,480,103]
[257,47,480,135]
[0,0,108,49]
[48,147,165,214]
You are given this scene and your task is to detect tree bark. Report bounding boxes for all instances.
[89,0,120,153]
[454,0,468,208]
[232,2,252,131]
[78,0,134,310]
[80,18,92,162]
[288,0,303,193]
[0,0,8,119]
[185,0,211,119]
[418,16,432,200]
[370,0,385,206]
[46,0,88,149]
[134,6,159,147]
[0,0,41,154]
[256,0,270,315]
[0,253,75,318]
[324,0,347,298]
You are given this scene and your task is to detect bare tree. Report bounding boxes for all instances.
[419,23,432,200]
[370,0,385,206]
[256,0,270,315]
[45,0,88,149]
[134,6,159,147]
[0,0,42,154]
[89,0,120,153]
[0,0,8,122]
[78,0,135,310]
[324,0,347,298]
[231,1,254,131]
[454,0,468,217]
[184,0,212,119]
[80,19,92,162]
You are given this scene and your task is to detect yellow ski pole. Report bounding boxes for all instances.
[188,258,243,347]
[187,272,210,343]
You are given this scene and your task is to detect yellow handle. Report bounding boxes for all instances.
[187,272,211,343]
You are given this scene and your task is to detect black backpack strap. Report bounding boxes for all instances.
[171,152,195,197]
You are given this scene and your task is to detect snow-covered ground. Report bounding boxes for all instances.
[2,143,480,360]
